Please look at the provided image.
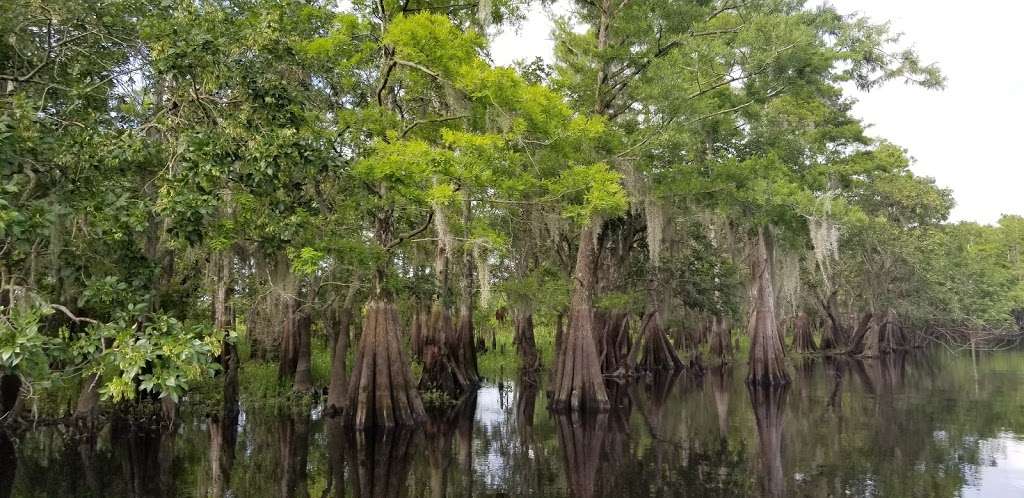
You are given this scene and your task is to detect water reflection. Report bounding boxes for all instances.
[108,416,176,498]
[749,385,787,498]
[556,412,608,498]
[0,430,15,498]
[348,426,416,498]
[6,348,1024,497]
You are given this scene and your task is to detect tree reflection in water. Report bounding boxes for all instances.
[748,384,788,498]
[556,412,608,498]
[6,349,1024,497]
[278,409,311,498]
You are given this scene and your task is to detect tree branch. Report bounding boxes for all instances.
[387,211,435,251]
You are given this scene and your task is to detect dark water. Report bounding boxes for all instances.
[6,348,1024,497]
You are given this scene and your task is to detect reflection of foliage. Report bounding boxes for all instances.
[5,350,1024,497]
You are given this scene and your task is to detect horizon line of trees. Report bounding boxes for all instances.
[2,0,1022,429]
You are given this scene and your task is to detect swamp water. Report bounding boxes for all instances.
[5,348,1024,497]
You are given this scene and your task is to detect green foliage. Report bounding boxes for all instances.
[0,0,1018,421]
[0,307,54,380]
[89,311,226,403]
[550,163,629,224]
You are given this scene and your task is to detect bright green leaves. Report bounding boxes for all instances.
[0,306,53,377]
[289,246,327,276]
[385,14,486,82]
[355,138,455,204]
[550,163,628,224]
[93,314,225,403]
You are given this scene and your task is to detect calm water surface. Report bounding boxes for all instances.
[6,348,1024,497]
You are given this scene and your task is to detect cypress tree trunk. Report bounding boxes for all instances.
[409,305,426,361]
[419,301,463,395]
[419,199,477,395]
[746,227,789,386]
[277,256,299,383]
[598,311,631,374]
[843,312,875,356]
[345,189,426,428]
[791,311,817,353]
[513,311,540,373]
[292,310,313,393]
[211,251,239,408]
[635,310,683,373]
[861,316,882,358]
[710,316,733,360]
[454,196,480,386]
[818,290,846,350]
[551,221,610,412]
[326,277,360,415]
[345,299,426,428]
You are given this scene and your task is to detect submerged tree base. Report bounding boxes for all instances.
[635,310,683,374]
[345,300,426,429]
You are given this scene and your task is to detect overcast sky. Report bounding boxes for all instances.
[490,1,1023,225]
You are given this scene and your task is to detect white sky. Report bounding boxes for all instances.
[489,1,1024,225]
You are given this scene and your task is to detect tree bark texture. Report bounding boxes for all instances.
[746,227,790,386]
[326,278,360,416]
[551,221,610,412]
[634,310,683,373]
[791,311,817,353]
[513,311,540,373]
[345,299,426,429]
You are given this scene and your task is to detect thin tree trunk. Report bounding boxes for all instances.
[791,311,817,353]
[710,316,733,360]
[327,275,360,415]
[455,196,480,386]
[843,312,875,356]
[513,311,540,373]
[277,256,299,383]
[292,309,313,393]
